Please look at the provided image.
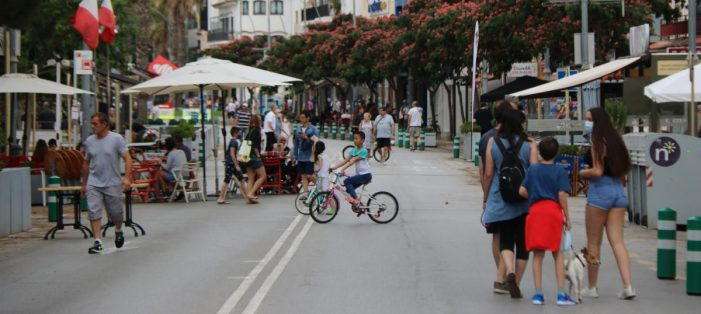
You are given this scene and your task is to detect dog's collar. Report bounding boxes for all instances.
[574,254,586,267]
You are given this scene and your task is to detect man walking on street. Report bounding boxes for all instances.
[234,103,251,139]
[373,107,394,163]
[264,104,278,151]
[81,112,132,254]
[407,101,423,151]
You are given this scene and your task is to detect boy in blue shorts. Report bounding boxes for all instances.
[519,137,576,305]
[331,131,372,216]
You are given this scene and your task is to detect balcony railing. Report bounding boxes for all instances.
[208,30,234,42]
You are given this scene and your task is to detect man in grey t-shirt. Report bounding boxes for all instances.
[373,107,394,163]
[82,112,132,254]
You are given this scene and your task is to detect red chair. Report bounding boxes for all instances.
[9,155,30,167]
[262,156,283,195]
[130,163,156,203]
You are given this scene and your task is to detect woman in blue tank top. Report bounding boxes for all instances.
[482,109,538,298]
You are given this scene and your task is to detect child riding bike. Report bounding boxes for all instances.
[331,131,372,216]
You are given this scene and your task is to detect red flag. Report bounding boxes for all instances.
[70,0,100,50]
[148,55,178,76]
[99,0,116,45]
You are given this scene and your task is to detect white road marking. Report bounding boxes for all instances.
[242,217,314,314]
[216,215,303,314]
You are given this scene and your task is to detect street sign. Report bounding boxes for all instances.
[73,50,93,75]
[557,68,579,92]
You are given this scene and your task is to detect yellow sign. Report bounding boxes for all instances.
[657,60,690,76]
[158,108,175,120]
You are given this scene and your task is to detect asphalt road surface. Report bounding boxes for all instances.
[1,139,700,314]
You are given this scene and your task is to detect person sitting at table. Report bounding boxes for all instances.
[32,139,48,168]
[156,137,188,196]
[174,135,193,161]
[47,138,58,151]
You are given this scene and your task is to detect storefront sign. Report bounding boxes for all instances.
[657,60,689,76]
[508,63,538,78]
[368,0,389,15]
[73,50,93,75]
[650,136,680,167]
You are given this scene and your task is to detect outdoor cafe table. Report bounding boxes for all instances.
[37,186,93,240]
[100,189,146,237]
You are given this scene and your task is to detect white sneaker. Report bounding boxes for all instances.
[618,286,636,300]
[581,287,599,298]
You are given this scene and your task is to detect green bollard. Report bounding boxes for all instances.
[47,176,60,222]
[332,124,337,140]
[80,197,88,212]
[405,131,411,149]
[398,130,404,148]
[340,125,346,141]
[657,208,677,279]
[419,130,425,151]
[474,140,480,166]
[453,136,460,158]
[323,125,329,139]
[688,216,701,295]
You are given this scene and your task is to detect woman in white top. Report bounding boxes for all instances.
[312,141,331,191]
[279,112,292,149]
[359,112,374,150]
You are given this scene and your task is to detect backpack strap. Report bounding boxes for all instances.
[513,136,526,154]
[494,135,526,156]
[493,136,509,156]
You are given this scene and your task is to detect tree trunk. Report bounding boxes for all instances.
[442,81,454,139]
[428,86,438,136]
[457,77,465,123]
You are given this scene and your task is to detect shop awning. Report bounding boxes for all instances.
[508,56,641,99]
[480,76,565,102]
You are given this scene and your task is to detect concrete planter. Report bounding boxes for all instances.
[424,132,437,147]
[0,167,32,237]
[462,133,481,161]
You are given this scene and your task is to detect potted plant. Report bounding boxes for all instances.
[604,99,627,134]
[169,119,196,140]
[423,126,437,147]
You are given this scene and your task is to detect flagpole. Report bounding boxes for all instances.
[469,21,479,161]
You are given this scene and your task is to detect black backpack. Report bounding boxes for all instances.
[494,136,526,203]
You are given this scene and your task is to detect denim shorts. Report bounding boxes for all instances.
[587,176,629,211]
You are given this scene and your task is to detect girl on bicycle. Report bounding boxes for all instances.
[312,141,331,192]
[331,131,372,213]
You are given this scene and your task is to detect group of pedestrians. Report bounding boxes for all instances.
[479,101,636,305]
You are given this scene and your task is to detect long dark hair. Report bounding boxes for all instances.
[313,141,326,162]
[589,107,631,177]
[33,139,48,161]
[497,109,530,150]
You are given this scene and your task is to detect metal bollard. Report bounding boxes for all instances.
[48,176,60,222]
[323,125,328,139]
[453,136,460,158]
[398,130,404,148]
[340,125,346,141]
[688,216,701,295]
[405,130,411,149]
[474,140,480,166]
[657,208,676,279]
[419,130,425,151]
[332,124,337,140]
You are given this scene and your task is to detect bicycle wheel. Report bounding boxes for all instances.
[342,145,354,159]
[366,191,399,224]
[309,192,339,224]
[373,147,390,162]
[294,190,312,215]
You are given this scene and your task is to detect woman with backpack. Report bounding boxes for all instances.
[482,109,538,299]
[579,107,636,300]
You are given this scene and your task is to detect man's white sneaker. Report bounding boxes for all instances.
[618,286,636,300]
[581,287,599,298]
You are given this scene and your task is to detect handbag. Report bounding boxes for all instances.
[237,130,252,163]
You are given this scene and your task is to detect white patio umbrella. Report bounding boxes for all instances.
[122,57,279,197]
[0,73,93,95]
[644,64,701,103]
[1,73,93,155]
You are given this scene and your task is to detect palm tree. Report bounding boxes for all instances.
[151,0,199,66]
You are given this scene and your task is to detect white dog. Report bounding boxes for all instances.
[565,247,599,303]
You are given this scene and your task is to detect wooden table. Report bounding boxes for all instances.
[37,186,93,240]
